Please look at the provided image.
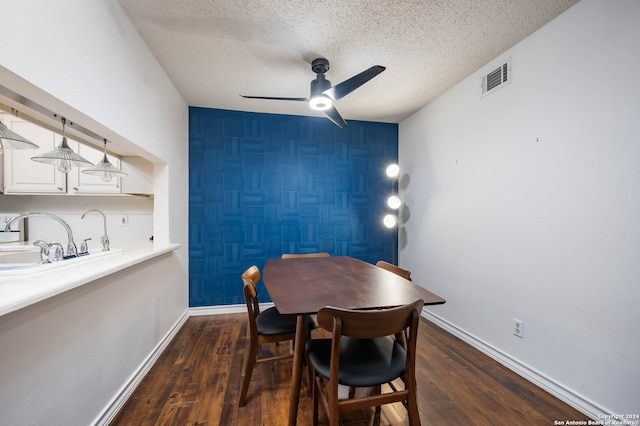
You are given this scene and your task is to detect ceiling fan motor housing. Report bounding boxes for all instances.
[310,58,331,96]
[311,58,330,74]
[310,74,331,96]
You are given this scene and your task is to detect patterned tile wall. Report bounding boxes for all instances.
[189,107,398,307]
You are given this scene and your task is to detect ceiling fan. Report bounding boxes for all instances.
[241,58,385,128]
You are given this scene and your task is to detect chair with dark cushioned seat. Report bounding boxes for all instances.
[238,265,316,406]
[280,252,329,392]
[375,259,413,351]
[305,299,424,425]
[375,260,412,281]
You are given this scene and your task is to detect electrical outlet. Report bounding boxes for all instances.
[120,215,129,227]
[514,319,524,338]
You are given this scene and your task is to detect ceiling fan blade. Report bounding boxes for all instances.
[323,105,347,128]
[240,95,308,101]
[323,65,386,100]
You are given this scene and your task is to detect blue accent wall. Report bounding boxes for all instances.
[189,107,398,307]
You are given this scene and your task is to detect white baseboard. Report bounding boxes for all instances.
[189,303,245,315]
[420,309,607,421]
[94,303,275,425]
[189,302,274,316]
[93,308,191,426]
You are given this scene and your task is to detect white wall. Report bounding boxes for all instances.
[0,196,153,249]
[0,254,183,425]
[0,1,189,425]
[400,0,639,418]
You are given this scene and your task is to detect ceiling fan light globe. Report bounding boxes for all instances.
[309,95,332,111]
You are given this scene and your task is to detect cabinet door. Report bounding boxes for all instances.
[120,156,154,196]
[1,113,66,194]
[67,141,121,194]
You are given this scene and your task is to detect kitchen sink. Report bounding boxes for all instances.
[0,249,41,270]
[0,248,122,275]
[0,263,39,271]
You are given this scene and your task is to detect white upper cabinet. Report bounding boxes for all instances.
[1,113,66,194]
[67,142,121,194]
[120,156,154,196]
[1,112,151,196]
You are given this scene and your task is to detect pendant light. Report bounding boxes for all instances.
[82,139,127,182]
[0,114,40,153]
[31,117,93,173]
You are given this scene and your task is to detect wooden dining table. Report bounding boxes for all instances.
[263,256,446,426]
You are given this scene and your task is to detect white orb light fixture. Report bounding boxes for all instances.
[387,195,402,210]
[385,163,400,179]
[383,214,398,228]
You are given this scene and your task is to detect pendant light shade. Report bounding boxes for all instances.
[81,139,127,182]
[0,119,40,152]
[31,117,93,173]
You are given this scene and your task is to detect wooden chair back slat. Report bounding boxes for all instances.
[317,299,423,339]
[375,260,412,281]
[281,252,330,259]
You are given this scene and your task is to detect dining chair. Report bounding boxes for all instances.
[305,299,424,426]
[281,251,330,388]
[281,252,330,258]
[238,265,316,406]
[375,260,412,281]
[375,259,414,394]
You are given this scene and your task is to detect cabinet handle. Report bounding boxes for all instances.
[73,187,79,191]
[57,187,63,191]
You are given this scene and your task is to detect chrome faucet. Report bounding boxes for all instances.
[33,240,64,263]
[5,212,78,258]
[81,209,110,251]
[33,240,52,264]
[50,243,64,261]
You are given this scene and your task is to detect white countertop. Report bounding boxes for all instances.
[0,242,181,317]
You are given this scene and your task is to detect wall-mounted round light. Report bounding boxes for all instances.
[385,163,400,178]
[383,214,397,228]
[387,195,402,210]
[309,95,333,111]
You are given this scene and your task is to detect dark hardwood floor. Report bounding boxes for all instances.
[110,313,589,425]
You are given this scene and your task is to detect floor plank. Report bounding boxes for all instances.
[110,314,589,425]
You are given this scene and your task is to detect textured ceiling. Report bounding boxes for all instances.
[119,0,580,125]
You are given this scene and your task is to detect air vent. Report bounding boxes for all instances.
[481,57,511,97]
